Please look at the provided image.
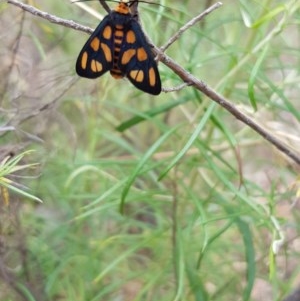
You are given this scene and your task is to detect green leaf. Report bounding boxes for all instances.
[116,97,190,132]
[158,102,216,180]
[248,45,269,111]
[251,5,286,28]
[120,125,179,213]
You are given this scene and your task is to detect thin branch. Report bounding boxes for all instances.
[6,0,300,166]
[162,83,190,93]
[161,2,222,52]
[1,4,26,106]
[7,0,93,34]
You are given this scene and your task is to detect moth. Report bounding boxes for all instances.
[76,0,161,95]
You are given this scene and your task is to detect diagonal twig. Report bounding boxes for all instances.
[7,0,92,34]
[161,2,222,52]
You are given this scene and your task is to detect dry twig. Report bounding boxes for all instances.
[161,2,222,52]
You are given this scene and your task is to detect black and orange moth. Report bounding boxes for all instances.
[76,0,161,95]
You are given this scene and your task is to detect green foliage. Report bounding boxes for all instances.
[0,151,41,203]
[0,0,299,300]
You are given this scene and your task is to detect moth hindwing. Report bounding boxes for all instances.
[76,0,161,95]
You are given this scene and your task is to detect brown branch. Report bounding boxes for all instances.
[6,0,300,166]
[7,0,93,34]
[162,83,190,93]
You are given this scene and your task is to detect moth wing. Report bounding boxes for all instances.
[119,21,161,95]
[76,16,114,78]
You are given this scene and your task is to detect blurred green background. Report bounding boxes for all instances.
[0,0,300,300]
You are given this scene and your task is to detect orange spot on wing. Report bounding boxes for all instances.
[148,67,156,87]
[126,30,136,44]
[90,37,100,51]
[103,26,112,39]
[91,59,103,72]
[137,47,147,61]
[81,51,88,70]
[130,70,144,83]
[121,49,136,65]
[101,43,112,62]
